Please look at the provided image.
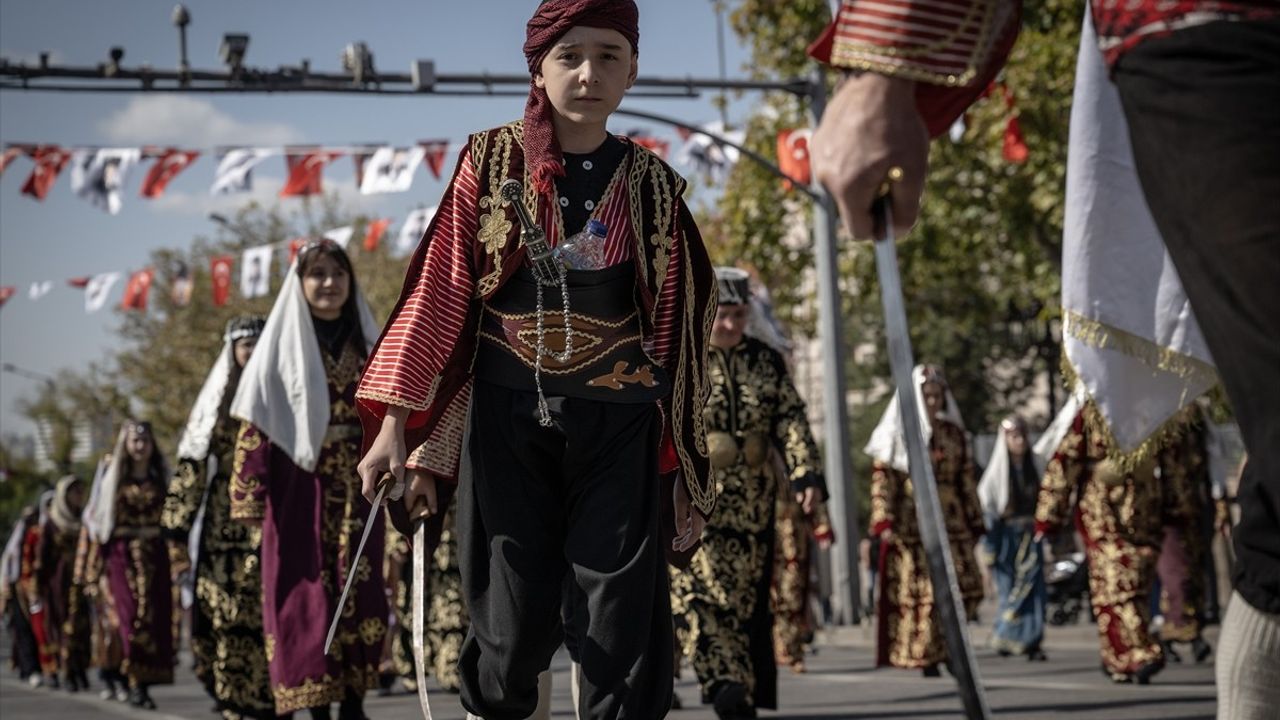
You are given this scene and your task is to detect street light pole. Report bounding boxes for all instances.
[805,67,862,625]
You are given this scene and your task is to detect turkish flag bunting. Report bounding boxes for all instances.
[363,218,391,251]
[21,146,72,201]
[140,149,200,198]
[67,276,91,289]
[120,268,155,311]
[418,140,449,180]
[280,150,342,197]
[0,287,14,308]
[776,129,812,190]
[210,256,234,307]
[352,151,374,188]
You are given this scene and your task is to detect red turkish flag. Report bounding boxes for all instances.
[21,146,72,201]
[66,276,91,289]
[0,286,14,308]
[210,256,234,307]
[140,149,200,198]
[776,129,812,190]
[120,268,155,311]
[280,150,342,197]
[418,140,449,180]
[629,135,670,161]
[287,238,308,266]
[363,218,391,252]
[997,84,1029,164]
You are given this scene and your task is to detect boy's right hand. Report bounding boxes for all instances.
[358,410,408,505]
[403,469,438,522]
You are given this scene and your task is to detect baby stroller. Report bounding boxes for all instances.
[1045,552,1090,626]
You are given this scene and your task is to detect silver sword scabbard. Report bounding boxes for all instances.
[323,473,391,656]
[871,196,990,720]
[500,179,563,286]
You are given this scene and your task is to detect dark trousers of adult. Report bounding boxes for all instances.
[457,380,674,720]
[1114,19,1280,718]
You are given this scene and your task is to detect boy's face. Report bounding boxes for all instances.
[535,25,637,126]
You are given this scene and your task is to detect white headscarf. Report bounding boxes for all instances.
[1,511,32,587]
[229,256,379,472]
[864,364,966,473]
[177,344,235,463]
[977,418,1043,518]
[1032,383,1087,463]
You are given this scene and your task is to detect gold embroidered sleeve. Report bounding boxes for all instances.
[770,352,826,498]
[161,458,206,537]
[228,422,268,522]
[1035,413,1087,532]
[870,461,900,536]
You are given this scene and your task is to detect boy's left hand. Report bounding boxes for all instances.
[672,475,705,553]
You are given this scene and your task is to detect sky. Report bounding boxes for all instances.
[0,0,769,442]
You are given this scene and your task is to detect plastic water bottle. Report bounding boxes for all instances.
[556,219,608,270]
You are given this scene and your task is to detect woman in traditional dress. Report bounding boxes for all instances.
[228,239,386,720]
[163,315,272,719]
[80,420,175,708]
[866,364,985,676]
[977,415,1047,660]
[2,504,42,685]
[672,268,826,718]
[38,476,88,690]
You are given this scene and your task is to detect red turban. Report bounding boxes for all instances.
[523,0,639,195]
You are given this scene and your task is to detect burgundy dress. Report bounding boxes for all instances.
[229,342,387,715]
[101,469,175,687]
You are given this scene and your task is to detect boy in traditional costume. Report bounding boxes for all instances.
[355,1,716,716]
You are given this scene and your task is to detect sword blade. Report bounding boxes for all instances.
[412,520,432,719]
[871,198,990,720]
[323,481,388,656]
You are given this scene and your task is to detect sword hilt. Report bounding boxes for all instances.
[500,179,563,286]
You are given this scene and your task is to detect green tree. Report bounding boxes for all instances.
[718,0,1080,522]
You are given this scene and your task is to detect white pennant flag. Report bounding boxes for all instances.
[359,146,425,195]
[84,272,121,313]
[394,206,436,258]
[211,148,274,195]
[677,121,744,182]
[69,148,141,214]
[322,226,355,250]
[28,281,53,301]
[241,245,273,299]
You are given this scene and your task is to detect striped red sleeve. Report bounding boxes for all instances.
[809,0,1020,136]
[356,146,479,412]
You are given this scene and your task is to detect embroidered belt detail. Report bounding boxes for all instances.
[480,309,641,374]
[586,361,660,391]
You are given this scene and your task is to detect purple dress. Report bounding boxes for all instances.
[101,469,175,687]
[229,342,387,714]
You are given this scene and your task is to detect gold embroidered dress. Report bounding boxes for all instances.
[672,336,823,709]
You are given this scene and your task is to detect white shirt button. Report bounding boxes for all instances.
[582,160,594,171]
[584,200,595,211]
[559,197,570,207]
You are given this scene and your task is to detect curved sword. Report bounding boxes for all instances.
[411,516,433,719]
[323,473,391,656]
[872,195,990,720]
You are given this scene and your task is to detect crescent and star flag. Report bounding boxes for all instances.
[280,150,343,197]
[140,149,200,198]
[626,131,669,161]
[21,146,73,201]
[1,145,31,175]
[776,128,812,190]
[120,268,155,311]
[210,256,234,307]
[0,287,14,308]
